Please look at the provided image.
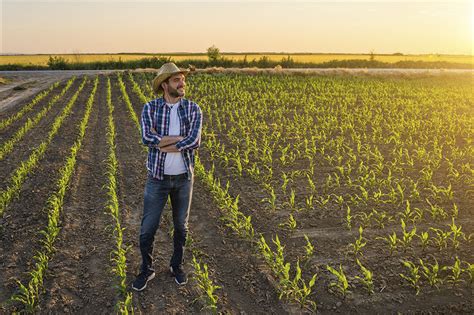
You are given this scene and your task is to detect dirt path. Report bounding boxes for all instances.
[0,70,119,113]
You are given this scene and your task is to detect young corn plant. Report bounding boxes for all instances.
[398,219,417,253]
[448,218,466,250]
[355,211,373,229]
[287,260,318,311]
[303,234,315,264]
[426,199,448,222]
[446,257,464,287]
[304,194,315,211]
[285,189,298,211]
[279,213,297,231]
[376,232,398,256]
[371,209,393,229]
[419,258,445,290]
[416,231,431,252]
[355,258,374,294]
[257,235,318,309]
[345,206,352,231]
[191,256,220,313]
[398,200,421,224]
[430,227,451,251]
[463,261,473,286]
[399,260,421,295]
[262,186,278,211]
[348,226,367,256]
[326,264,350,297]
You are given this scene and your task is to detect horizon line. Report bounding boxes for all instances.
[1,52,473,57]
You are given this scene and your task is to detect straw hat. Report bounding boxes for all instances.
[152,62,189,94]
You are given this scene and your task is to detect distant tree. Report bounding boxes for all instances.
[207,45,221,62]
[47,55,69,70]
[369,50,376,62]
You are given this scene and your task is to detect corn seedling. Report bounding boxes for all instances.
[345,205,352,230]
[348,226,367,256]
[399,260,421,295]
[416,231,431,252]
[399,219,417,252]
[419,258,445,290]
[192,256,220,312]
[355,258,374,294]
[446,257,464,287]
[377,232,398,256]
[326,264,350,297]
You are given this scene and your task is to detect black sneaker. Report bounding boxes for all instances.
[132,269,155,291]
[170,265,187,285]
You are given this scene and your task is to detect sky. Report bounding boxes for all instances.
[1,0,473,55]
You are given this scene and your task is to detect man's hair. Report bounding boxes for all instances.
[161,77,170,90]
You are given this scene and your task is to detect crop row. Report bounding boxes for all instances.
[8,76,98,311]
[104,77,134,313]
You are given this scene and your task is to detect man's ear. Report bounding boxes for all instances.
[161,81,167,91]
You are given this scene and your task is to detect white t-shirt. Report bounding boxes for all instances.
[164,101,187,175]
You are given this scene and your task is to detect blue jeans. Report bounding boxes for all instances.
[139,173,193,273]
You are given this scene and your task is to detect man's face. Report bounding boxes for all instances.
[163,73,186,98]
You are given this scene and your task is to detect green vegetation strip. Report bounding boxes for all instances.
[8,76,98,312]
[0,81,60,131]
[104,77,133,313]
[116,73,147,154]
[0,77,76,161]
[0,76,87,216]
[126,72,149,105]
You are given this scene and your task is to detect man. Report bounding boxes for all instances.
[132,63,202,291]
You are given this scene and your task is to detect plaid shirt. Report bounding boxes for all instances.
[140,97,202,180]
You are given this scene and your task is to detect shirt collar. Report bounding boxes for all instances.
[157,97,184,108]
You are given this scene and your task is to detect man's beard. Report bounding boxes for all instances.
[168,86,185,98]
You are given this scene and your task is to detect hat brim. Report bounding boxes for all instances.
[152,69,189,94]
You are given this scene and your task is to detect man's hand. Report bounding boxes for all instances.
[160,144,180,153]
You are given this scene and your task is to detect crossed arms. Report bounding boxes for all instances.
[152,130,181,153]
[140,101,202,153]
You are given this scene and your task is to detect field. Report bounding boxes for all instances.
[0,53,473,66]
[0,70,473,314]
